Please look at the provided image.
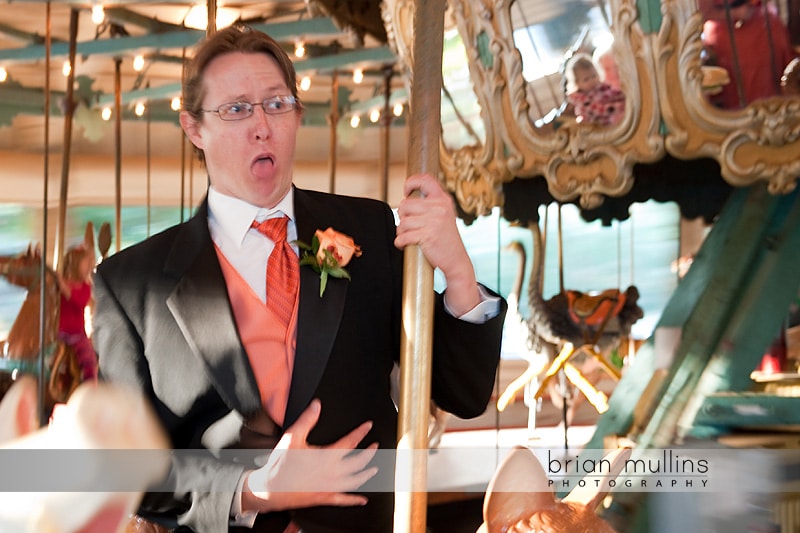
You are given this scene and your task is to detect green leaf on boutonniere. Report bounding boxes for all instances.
[295,235,353,297]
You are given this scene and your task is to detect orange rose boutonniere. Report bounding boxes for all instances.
[297,227,362,297]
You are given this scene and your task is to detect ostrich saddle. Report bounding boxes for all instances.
[565,288,626,328]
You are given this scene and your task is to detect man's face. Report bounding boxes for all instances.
[181,51,302,209]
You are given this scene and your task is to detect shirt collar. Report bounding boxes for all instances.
[208,186,295,246]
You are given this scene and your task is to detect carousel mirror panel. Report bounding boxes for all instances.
[383,0,665,217]
[656,0,800,192]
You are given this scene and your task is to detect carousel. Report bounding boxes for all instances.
[1,0,799,531]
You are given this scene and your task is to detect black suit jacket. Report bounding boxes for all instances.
[93,187,506,533]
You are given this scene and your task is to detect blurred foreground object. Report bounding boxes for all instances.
[477,446,630,533]
[0,376,169,533]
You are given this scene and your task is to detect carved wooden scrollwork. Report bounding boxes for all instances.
[383,0,665,217]
[655,0,800,194]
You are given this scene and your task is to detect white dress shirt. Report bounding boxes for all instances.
[208,186,298,305]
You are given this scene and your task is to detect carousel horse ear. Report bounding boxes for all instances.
[0,375,39,443]
[481,446,557,533]
[562,446,632,511]
[84,221,97,266]
[98,222,112,261]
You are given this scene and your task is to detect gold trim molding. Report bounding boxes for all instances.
[383,0,665,217]
[656,0,800,194]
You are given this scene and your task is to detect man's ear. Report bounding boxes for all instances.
[179,110,203,150]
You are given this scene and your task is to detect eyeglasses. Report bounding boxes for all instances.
[200,95,298,121]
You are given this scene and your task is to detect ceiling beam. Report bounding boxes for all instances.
[91,46,396,107]
[0,17,346,63]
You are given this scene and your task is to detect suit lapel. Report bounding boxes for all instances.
[284,188,348,427]
[164,203,262,417]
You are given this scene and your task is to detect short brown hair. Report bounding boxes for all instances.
[182,25,302,121]
[60,244,92,282]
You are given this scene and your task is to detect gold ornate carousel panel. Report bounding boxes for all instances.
[656,0,800,193]
[383,0,666,217]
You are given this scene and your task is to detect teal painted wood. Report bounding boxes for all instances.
[634,184,788,449]
[685,190,800,438]
[694,392,800,428]
[582,185,754,452]
[637,0,663,35]
[589,185,800,530]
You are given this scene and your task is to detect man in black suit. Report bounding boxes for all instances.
[93,25,506,533]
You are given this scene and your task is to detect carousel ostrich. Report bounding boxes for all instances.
[495,241,550,416]
[499,221,644,426]
[525,221,643,351]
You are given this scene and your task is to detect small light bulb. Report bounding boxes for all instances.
[300,76,311,91]
[369,109,380,123]
[134,102,146,116]
[133,55,145,72]
[101,107,112,121]
[91,4,105,25]
[350,115,360,128]
[62,60,71,77]
[170,96,182,111]
[294,42,305,58]
[352,68,364,84]
[393,102,403,117]
[0,66,7,83]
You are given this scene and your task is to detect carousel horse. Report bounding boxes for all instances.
[0,221,111,409]
[0,245,81,409]
[477,446,631,533]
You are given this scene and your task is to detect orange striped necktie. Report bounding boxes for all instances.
[251,216,299,327]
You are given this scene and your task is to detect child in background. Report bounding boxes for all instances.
[57,245,97,382]
[565,53,626,127]
[702,0,797,109]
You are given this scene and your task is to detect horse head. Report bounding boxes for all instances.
[0,244,46,291]
[478,446,631,533]
[1,246,61,360]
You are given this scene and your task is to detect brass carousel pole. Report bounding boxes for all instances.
[113,56,122,253]
[54,8,79,268]
[206,0,216,37]
[328,70,339,194]
[39,0,52,428]
[379,66,393,203]
[146,82,152,237]
[393,0,445,531]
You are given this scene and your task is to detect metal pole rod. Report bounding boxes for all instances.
[54,8,79,269]
[39,0,52,428]
[380,67,393,203]
[146,82,152,237]
[180,48,187,223]
[328,70,339,194]
[394,0,445,531]
[114,57,122,253]
[206,0,216,37]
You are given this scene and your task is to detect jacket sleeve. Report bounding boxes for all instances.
[92,268,245,533]
[430,287,508,418]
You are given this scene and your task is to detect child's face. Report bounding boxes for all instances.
[78,254,93,279]
[575,66,600,92]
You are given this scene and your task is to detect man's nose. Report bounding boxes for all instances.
[253,104,272,138]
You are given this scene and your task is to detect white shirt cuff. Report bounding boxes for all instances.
[444,285,500,323]
[230,472,258,527]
